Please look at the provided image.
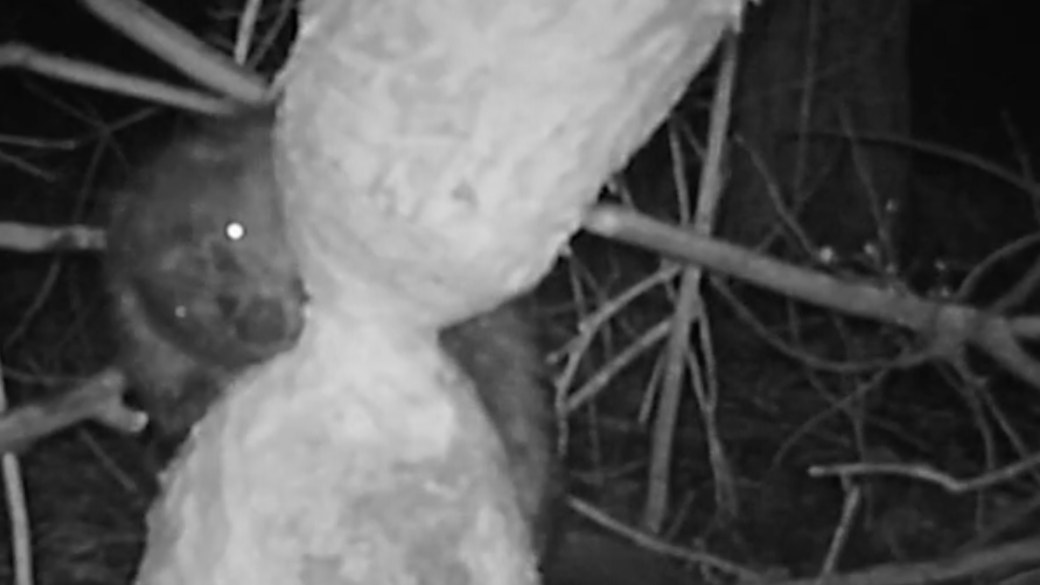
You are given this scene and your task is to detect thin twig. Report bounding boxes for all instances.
[0,357,33,585]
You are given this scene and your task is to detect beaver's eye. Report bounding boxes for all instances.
[224,220,247,242]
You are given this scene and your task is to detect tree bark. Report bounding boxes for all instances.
[721,0,910,256]
[711,0,911,419]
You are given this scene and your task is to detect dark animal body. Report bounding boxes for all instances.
[440,304,562,558]
[104,109,561,557]
[105,108,308,444]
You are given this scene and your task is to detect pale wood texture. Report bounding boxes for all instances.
[136,1,739,584]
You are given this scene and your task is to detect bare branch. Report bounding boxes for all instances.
[0,43,234,114]
[0,368,144,455]
[78,0,269,103]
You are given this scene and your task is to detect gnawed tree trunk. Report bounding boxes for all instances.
[135,1,738,584]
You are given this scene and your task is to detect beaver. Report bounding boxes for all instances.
[104,108,560,556]
[105,108,308,441]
